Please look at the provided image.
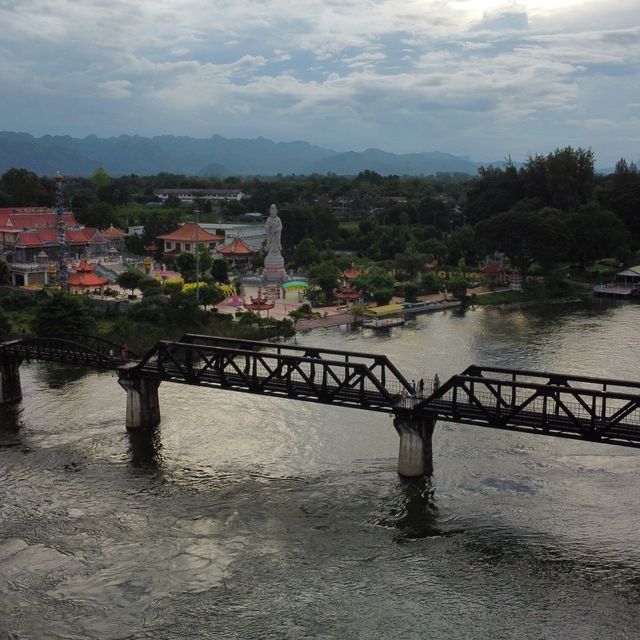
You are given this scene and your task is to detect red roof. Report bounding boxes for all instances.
[68,259,108,287]
[218,237,259,255]
[101,224,127,239]
[0,209,78,232]
[67,228,104,245]
[157,223,224,243]
[482,260,505,275]
[13,227,104,248]
[72,259,95,273]
[340,264,364,280]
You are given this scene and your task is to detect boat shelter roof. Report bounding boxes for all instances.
[364,303,404,317]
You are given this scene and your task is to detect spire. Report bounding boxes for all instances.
[54,172,68,289]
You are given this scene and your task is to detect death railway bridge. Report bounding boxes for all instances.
[2,333,640,477]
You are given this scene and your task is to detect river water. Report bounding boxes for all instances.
[2,301,640,639]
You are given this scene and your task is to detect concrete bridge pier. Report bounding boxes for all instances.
[0,356,22,404]
[118,376,161,430]
[393,415,436,477]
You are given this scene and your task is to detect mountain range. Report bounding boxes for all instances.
[0,131,492,178]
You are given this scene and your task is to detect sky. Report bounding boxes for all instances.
[1,0,638,167]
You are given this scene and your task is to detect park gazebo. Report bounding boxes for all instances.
[67,259,108,293]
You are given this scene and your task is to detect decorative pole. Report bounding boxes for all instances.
[54,172,68,290]
[195,208,200,304]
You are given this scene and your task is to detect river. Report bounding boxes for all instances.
[2,300,640,639]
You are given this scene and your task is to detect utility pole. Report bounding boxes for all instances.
[195,209,200,304]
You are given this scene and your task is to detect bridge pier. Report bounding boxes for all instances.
[118,376,161,430]
[393,415,436,477]
[0,356,22,404]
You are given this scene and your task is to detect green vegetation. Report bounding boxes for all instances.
[0,291,293,355]
[2,146,639,321]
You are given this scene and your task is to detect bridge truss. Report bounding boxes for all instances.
[404,365,640,448]
[122,333,412,412]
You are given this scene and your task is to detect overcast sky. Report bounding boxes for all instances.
[1,0,638,166]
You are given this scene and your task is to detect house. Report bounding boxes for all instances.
[157,223,225,257]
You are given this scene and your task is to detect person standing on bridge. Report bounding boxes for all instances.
[120,343,129,361]
[419,378,425,396]
[411,379,416,395]
[433,373,440,391]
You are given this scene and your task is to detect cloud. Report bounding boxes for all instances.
[0,0,637,166]
[99,80,132,99]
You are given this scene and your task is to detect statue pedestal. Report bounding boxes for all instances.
[263,254,287,285]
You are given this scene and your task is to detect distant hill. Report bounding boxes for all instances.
[0,131,485,177]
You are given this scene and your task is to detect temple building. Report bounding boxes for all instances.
[157,223,224,257]
[0,208,106,263]
[100,224,128,256]
[217,237,259,268]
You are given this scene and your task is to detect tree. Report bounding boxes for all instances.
[117,270,144,295]
[293,237,320,268]
[0,259,10,285]
[32,292,97,335]
[420,271,442,294]
[0,168,50,206]
[0,307,10,339]
[198,284,225,308]
[522,147,595,211]
[568,204,629,269]
[394,251,427,279]
[372,288,393,306]
[197,247,213,275]
[91,168,111,190]
[77,201,117,229]
[476,209,571,281]
[309,261,339,300]
[210,259,229,284]
[138,277,163,297]
[448,272,469,300]
[176,252,197,281]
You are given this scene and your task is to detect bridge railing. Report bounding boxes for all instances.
[129,339,409,411]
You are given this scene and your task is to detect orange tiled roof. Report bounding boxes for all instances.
[157,223,224,243]
[218,237,259,255]
[68,260,108,287]
[101,224,127,239]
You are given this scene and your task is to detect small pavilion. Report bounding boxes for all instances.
[339,263,364,286]
[245,287,275,316]
[333,282,363,307]
[68,259,108,293]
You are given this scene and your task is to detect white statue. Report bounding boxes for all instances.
[264,204,282,255]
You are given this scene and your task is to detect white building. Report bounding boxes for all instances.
[153,188,246,203]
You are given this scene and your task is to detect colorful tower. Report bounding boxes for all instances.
[54,172,68,289]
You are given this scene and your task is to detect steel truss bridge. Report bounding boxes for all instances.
[2,334,640,449]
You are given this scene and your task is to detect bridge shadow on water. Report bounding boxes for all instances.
[126,430,164,470]
[374,476,459,541]
[0,403,27,451]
